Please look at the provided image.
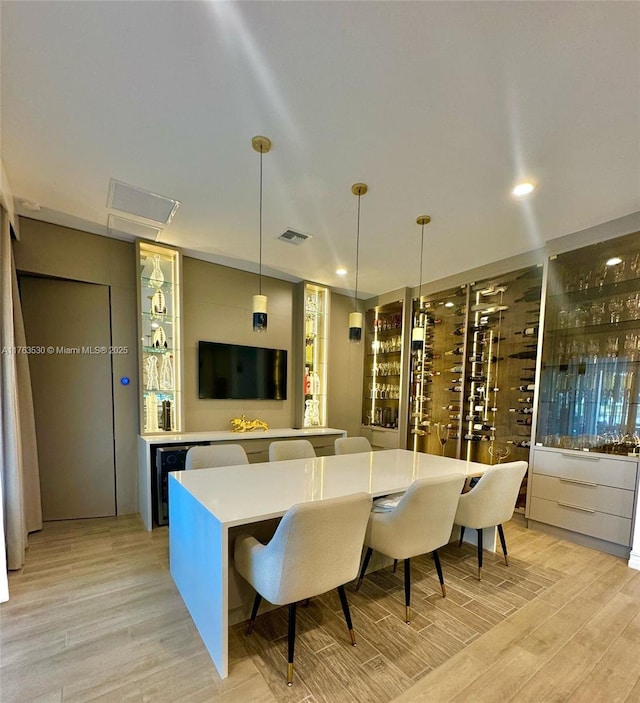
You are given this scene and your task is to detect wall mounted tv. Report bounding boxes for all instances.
[198,341,288,400]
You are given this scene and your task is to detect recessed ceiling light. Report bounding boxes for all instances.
[336,268,347,276]
[444,301,454,308]
[606,257,623,266]
[512,182,535,196]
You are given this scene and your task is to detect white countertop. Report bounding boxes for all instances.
[170,449,487,528]
[140,427,345,445]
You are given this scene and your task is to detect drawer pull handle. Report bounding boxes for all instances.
[559,478,598,488]
[557,502,596,514]
[561,453,601,462]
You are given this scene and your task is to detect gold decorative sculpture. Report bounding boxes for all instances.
[231,415,269,432]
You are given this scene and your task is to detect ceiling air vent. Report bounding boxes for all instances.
[107,179,180,226]
[107,214,161,241]
[277,229,312,245]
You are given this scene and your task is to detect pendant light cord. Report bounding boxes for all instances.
[259,147,263,296]
[418,221,425,297]
[354,192,361,312]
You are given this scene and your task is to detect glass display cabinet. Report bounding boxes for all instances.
[137,241,182,434]
[362,299,407,447]
[293,282,329,428]
[537,232,640,453]
[407,285,468,458]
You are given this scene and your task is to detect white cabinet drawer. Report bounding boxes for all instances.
[531,474,635,519]
[532,449,637,490]
[529,496,632,546]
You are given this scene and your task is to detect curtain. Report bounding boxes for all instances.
[0,206,42,577]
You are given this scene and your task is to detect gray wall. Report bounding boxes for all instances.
[13,218,139,514]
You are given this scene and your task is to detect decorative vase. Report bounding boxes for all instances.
[149,255,165,289]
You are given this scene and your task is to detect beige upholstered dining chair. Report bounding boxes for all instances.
[355,473,466,624]
[234,492,372,686]
[268,439,316,461]
[454,460,528,580]
[185,444,249,470]
[334,436,372,455]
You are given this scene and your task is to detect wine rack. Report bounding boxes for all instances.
[294,282,329,428]
[406,268,542,509]
[362,301,404,431]
[407,285,468,458]
[536,231,640,454]
[136,241,182,434]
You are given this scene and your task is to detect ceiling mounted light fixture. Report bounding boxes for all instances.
[336,267,347,276]
[512,181,535,196]
[252,135,271,332]
[349,183,368,342]
[412,215,431,351]
[606,256,623,266]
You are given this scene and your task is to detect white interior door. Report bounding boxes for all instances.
[20,276,116,520]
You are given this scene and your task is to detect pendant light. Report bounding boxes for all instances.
[349,183,368,342]
[412,215,431,352]
[252,135,271,332]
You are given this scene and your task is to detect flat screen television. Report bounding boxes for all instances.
[198,341,287,400]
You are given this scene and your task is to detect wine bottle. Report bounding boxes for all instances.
[514,327,539,337]
[449,365,464,373]
[473,423,496,432]
[516,417,533,426]
[453,326,466,336]
[465,414,480,421]
[507,440,531,448]
[444,404,460,411]
[445,347,464,356]
[514,287,541,303]
[513,384,535,391]
[464,433,490,441]
[448,385,463,392]
[518,396,534,403]
[508,350,537,360]
[509,407,534,414]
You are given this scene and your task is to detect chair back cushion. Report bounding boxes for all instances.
[185,444,249,470]
[235,492,372,604]
[454,461,528,529]
[268,439,316,462]
[335,436,372,455]
[366,474,466,560]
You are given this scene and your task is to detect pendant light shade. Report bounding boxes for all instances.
[252,135,271,332]
[349,183,368,342]
[412,215,431,352]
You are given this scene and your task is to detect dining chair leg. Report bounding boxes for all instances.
[337,585,357,646]
[459,525,465,546]
[476,528,483,581]
[247,593,262,635]
[393,559,398,573]
[355,547,373,591]
[287,602,297,686]
[497,523,509,566]
[404,558,411,624]
[432,549,446,597]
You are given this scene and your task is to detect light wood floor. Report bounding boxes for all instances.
[2,515,639,702]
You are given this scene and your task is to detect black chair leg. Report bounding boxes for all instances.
[404,558,411,623]
[393,559,398,573]
[432,549,446,597]
[497,523,508,566]
[477,528,483,580]
[337,584,357,646]
[355,547,373,591]
[459,525,465,546]
[287,602,297,686]
[246,593,262,635]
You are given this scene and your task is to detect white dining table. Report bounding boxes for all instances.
[168,448,489,679]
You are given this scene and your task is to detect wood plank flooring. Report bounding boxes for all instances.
[1,515,639,702]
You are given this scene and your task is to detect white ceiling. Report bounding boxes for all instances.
[2,1,639,298]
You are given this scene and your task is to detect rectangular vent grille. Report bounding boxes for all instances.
[277,229,312,245]
[107,179,180,225]
[107,214,161,240]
